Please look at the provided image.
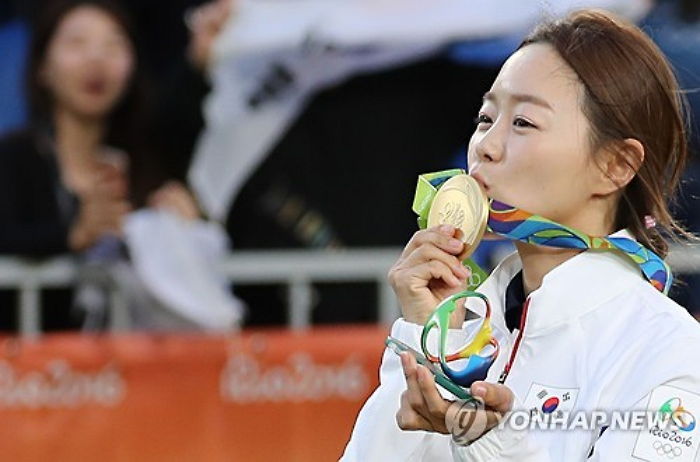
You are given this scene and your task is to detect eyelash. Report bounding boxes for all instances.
[474,113,537,129]
[474,114,491,125]
[513,117,535,128]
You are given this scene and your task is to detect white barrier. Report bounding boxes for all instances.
[0,246,698,338]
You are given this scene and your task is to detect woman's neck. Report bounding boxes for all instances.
[514,210,617,296]
[53,108,105,164]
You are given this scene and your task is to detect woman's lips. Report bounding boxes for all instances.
[83,79,108,95]
[470,172,489,191]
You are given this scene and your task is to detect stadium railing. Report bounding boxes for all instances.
[0,245,698,338]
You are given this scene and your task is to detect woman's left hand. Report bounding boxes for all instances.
[396,352,514,442]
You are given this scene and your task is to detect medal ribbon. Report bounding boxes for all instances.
[414,169,672,294]
[488,200,672,294]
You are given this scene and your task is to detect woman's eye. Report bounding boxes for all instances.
[474,113,492,125]
[513,117,536,128]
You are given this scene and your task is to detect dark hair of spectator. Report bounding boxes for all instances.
[521,9,694,258]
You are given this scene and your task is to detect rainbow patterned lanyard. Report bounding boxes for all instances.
[488,200,672,294]
[417,169,673,295]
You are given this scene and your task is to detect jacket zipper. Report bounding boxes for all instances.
[498,297,531,384]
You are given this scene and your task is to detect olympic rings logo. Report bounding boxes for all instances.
[653,441,683,459]
[468,272,482,288]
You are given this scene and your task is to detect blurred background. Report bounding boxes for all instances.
[0,0,697,460]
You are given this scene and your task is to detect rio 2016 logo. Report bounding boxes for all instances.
[660,398,697,432]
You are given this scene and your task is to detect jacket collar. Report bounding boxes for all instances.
[465,229,648,335]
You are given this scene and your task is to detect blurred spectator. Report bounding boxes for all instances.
[0,0,211,331]
[0,0,220,174]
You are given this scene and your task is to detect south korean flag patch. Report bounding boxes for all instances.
[633,384,700,462]
[522,382,579,419]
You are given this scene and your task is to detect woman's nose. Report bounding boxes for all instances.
[83,40,111,62]
[474,127,504,163]
[81,43,102,63]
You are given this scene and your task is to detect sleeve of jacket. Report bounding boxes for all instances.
[340,318,477,462]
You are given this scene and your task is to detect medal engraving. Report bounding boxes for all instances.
[427,174,488,258]
[439,202,466,229]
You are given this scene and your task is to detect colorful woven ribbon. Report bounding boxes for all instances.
[415,169,672,295]
[488,200,672,294]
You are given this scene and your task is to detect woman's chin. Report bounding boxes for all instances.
[70,94,122,119]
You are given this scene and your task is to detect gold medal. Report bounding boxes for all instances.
[427,174,488,257]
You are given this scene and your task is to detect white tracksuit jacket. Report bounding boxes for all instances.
[340,231,700,461]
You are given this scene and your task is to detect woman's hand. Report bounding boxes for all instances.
[396,352,513,443]
[388,224,471,327]
[186,0,234,72]
[69,163,131,251]
[148,181,201,221]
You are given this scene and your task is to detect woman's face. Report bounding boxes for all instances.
[467,43,602,231]
[41,5,134,120]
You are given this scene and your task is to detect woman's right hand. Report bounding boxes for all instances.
[147,181,201,221]
[68,164,131,251]
[388,224,471,327]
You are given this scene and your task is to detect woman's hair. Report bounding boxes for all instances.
[520,10,692,258]
[25,0,158,204]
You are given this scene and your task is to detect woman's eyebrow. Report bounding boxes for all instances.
[483,91,554,112]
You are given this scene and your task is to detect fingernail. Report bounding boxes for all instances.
[439,224,454,233]
[471,383,486,397]
[449,239,462,249]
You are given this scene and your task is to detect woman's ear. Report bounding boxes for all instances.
[593,138,645,196]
